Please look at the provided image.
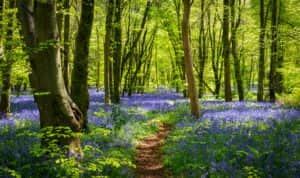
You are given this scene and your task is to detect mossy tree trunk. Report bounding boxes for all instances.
[104,0,114,104]
[112,0,122,104]
[257,0,269,101]
[71,0,95,129]
[18,0,84,158]
[63,0,70,92]
[223,0,232,102]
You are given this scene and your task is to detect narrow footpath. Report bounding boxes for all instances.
[135,123,172,178]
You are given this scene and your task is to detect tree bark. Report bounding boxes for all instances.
[71,0,94,129]
[96,27,101,92]
[275,2,283,94]
[269,0,278,102]
[104,0,114,104]
[18,0,84,158]
[182,0,200,117]
[257,0,267,101]
[63,0,70,92]
[198,0,207,98]
[208,6,223,99]
[112,0,122,104]
[223,0,232,102]
[231,0,244,101]
[0,0,16,118]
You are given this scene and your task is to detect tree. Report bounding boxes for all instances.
[208,3,223,99]
[71,0,95,129]
[104,0,114,104]
[197,0,208,98]
[182,0,199,117]
[63,0,70,92]
[112,0,122,104]
[223,0,232,102]
[257,0,269,101]
[0,0,16,118]
[269,0,279,102]
[18,0,84,157]
[231,0,244,101]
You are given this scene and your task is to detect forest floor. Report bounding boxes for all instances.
[0,89,300,177]
[135,122,172,178]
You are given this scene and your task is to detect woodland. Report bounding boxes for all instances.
[0,0,300,177]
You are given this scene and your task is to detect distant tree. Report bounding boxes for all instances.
[231,0,244,101]
[0,0,16,118]
[223,0,232,102]
[182,0,200,117]
[71,0,95,129]
[171,0,187,97]
[207,3,223,99]
[18,0,84,157]
[269,0,279,102]
[257,0,269,101]
[197,0,208,98]
[120,0,152,97]
[104,0,114,104]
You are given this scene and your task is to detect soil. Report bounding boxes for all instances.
[135,123,172,178]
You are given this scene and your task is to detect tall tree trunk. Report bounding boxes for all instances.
[198,0,207,98]
[269,0,278,102]
[231,0,244,101]
[276,38,284,94]
[71,0,94,129]
[257,0,267,101]
[173,0,187,97]
[275,3,283,94]
[182,0,200,117]
[112,0,122,104]
[223,0,232,102]
[208,6,223,99]
[0,0,16,118]
[96,27,101,92]
[18,0,84,157]
[104,0,114,104]
[63,0,70,92]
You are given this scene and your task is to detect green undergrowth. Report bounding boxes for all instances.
[0,104,190,177]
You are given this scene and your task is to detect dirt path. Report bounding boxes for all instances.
[135,123,172,178]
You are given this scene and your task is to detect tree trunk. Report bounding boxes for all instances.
[112,0,122,104]
[275,3,283,94]
[71,0,94,129]
[223,0,232,102]
[63,0,70,92]
[269,0,278,102]
[208,6,223,99]
[104,0,114,104]
[96,28,101,92]
[18,0,84,158]
[257,0,267,101]
[18,0,83,157]
[0,0,15,118]
[198,0,207,98]
[182,0,200,117]
[231,0,244,101]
